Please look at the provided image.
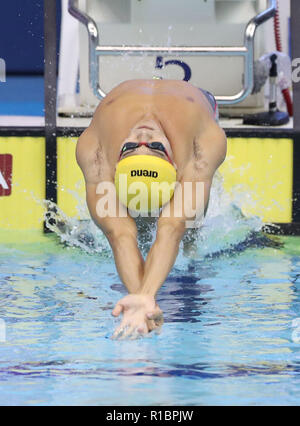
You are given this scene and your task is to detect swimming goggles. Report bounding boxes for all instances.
[119,142,173,164]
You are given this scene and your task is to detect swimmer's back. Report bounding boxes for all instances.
[81,79,224,176]
[94,79,214,115]
[90,80,217,153]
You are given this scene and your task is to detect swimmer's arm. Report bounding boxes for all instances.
[86,185,164,337]
[139,124,227,297]
[138,177,210,298]
[111,123,226,337]
[77,131,162,336]
[76,132,144,294]
[86,182,145,295]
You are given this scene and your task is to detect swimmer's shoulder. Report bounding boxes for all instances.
[103,80,147,98]
[92,80,142,114]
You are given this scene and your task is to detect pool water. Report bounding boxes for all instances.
[0,229,299,406]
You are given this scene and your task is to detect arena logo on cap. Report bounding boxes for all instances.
[131,169,158,178]
[0,154,13,196]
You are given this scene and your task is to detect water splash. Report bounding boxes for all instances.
[194,172,264,257]
[291,318,300,343]
[43,172,277,260]
[44,200,111,257]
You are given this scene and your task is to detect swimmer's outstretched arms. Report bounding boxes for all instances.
[76,79,226,339]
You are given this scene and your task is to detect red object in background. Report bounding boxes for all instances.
[0,154,13,196]
[274,1,293,117]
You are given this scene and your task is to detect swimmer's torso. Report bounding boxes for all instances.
[87,79,217,175]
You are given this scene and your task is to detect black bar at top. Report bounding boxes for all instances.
[291,0,300,131]
[44,0,57,205]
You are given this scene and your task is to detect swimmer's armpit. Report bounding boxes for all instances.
[76,129,104,184]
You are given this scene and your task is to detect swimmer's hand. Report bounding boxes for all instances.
[111,294,163,340]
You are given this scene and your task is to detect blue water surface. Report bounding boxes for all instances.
[0,230,299,406]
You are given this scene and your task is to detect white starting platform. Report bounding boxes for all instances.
[57,0,291,118]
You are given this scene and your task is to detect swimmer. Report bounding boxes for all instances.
[76,79,227,339]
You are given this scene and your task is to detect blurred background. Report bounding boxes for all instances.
[0,0,61,116]
[0,0,294,121]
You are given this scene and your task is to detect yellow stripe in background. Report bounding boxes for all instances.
[219,138,293,223]
[57,137,293,224]
[57,137,86,218]
[0,137,45,231]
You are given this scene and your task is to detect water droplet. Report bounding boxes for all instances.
[292,318,300,328]
[292,328,300,343]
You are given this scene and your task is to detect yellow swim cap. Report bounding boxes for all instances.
[115,155,177,213]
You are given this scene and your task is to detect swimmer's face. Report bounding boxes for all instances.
[119,119,174,164]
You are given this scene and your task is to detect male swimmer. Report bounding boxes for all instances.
[76,79,227,339]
